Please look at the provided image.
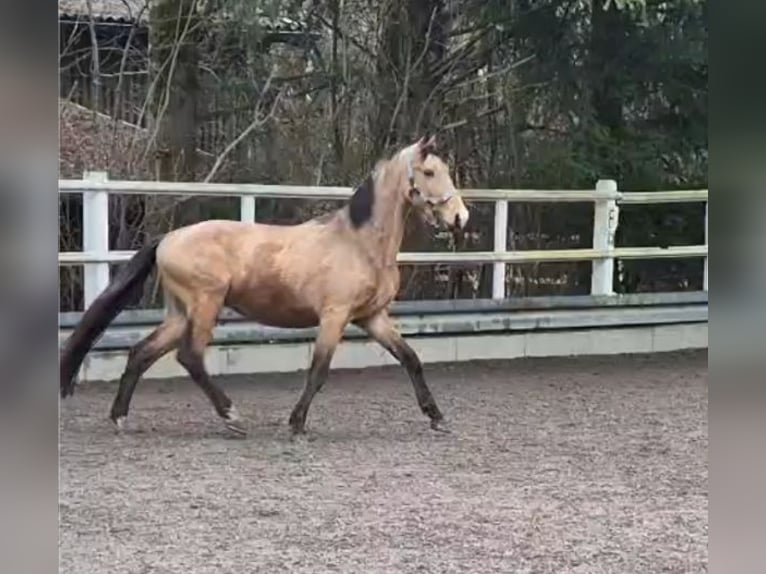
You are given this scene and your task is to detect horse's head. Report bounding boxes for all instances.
[398,136,469,231]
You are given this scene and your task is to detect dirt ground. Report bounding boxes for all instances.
[59,350,708,574]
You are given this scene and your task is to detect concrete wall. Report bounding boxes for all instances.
[77,322,707,382]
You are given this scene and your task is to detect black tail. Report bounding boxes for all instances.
[60,236,163,398]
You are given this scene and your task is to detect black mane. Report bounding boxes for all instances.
[348,174,375,228]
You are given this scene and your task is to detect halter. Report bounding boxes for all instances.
[405,153,455,206]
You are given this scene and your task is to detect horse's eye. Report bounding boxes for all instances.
[423,169,434,177]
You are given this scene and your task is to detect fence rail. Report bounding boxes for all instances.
[59,172,709,308]
[59,245,708,266]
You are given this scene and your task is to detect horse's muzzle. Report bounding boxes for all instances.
[453,205,469,230]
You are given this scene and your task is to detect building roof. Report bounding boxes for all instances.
[58,1,308,30]
[59,98,228,180]
[59,0,149,22]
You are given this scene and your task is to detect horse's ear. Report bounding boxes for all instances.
[419,134,437,160]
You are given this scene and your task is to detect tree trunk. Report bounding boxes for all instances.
[149,0,201,181]
[329,0,345,170]
[589,0,625,133]
[374,0,449,153]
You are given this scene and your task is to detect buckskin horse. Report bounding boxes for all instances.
[59,136,470,436]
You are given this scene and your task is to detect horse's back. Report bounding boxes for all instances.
[154,213,394,326]
[155,216,359,326]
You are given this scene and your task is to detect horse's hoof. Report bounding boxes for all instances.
[289,431,307,443]
[288,412,306,436]
[223,406,247,437]
[224,419,248,437]
[112,415,127,434]
[289,430,317,444]
[430,418,452,433]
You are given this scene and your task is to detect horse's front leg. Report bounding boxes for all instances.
[356,311,449,432]
[289,310,348,434]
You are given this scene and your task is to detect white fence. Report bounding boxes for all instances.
[59,172,708,309]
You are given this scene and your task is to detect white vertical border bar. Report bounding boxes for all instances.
[703,200,708,291]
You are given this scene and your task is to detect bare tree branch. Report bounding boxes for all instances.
[84,0,102,111]
[204,70,283,183]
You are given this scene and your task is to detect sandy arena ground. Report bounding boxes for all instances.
[60,350,707,573]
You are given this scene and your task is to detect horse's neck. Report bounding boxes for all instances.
[360,162,408,269]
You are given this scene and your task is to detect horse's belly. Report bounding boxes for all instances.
[226,282,319,328]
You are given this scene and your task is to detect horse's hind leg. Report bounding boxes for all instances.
[109,315,185,430]
[288,312,348,434]
[357,311,448,432]
[175,296,246,437]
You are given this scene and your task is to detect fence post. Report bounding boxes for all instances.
[492,199,509,300]
[591,179,619,296]
[703,200,708,291]
[240,195,256,223]
[82,171,110,309]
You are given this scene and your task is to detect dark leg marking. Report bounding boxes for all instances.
[358,313,447,431]
[391,339,444,424]
[109,336,157,428]
[288,315,346,434]
[176,320,245,436]
[288,348,333,434]
[109,319,183,429]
